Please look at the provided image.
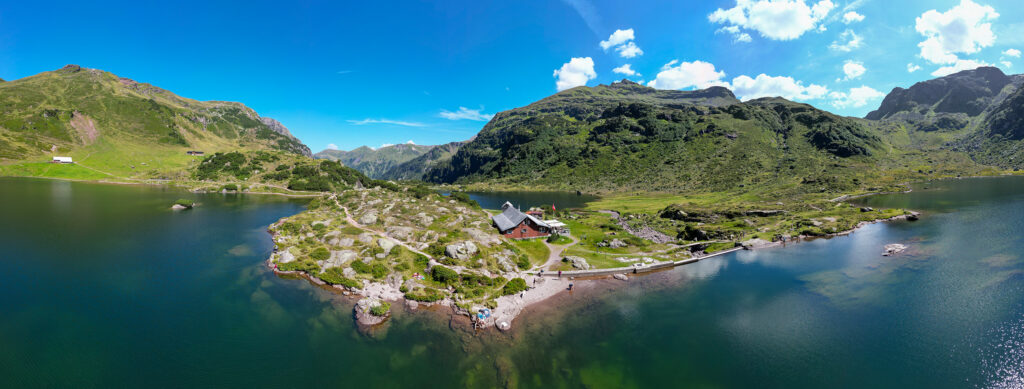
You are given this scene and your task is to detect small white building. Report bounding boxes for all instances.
[543,220,569,234]
[52,156,73,164]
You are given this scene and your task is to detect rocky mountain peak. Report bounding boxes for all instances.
[866,66,1012,120]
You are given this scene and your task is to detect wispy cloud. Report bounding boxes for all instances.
[346,118,426,127]
[337,70,354,74]
[326,143,339,150]
[440,107,494,121]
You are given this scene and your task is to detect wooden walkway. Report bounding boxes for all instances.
[530,246,745,278]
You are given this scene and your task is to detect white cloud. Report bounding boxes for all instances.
[716,26,753,43]
[930,58,992,76]
[439,107,494,121]
[553,57,597,91]
[406,140,416,144]
[829,86,885,108]
[599,28,634,49]
[1001,60,1012,68]
[647,60,727,90]
[730,74,829,101]
[616,42,644,58]
[326,143,339,150]
[612,64,639,76]
[708,0,836,41]
[916,0,999,64]
[647,60,829,102]
[600,28,643,58]
[842,60,866,80]
[842,11,864,23]
[907,63,922,72]
[1003,48,1022,57]
[347,118,426,127]
[829,29,862,51]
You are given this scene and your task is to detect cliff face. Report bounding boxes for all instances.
[866,66,1012,120]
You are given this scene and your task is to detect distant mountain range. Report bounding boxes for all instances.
[314,141,468,181]
[410,68,1024,193]
[0,65,309,176]
[5,64,1024,194]
[866,66,1024,169]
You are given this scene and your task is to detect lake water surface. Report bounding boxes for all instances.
[3,176,1024,387]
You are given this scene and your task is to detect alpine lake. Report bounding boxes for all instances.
[3,176,1024,388]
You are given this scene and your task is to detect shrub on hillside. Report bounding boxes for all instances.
[501,278,528,296]
[431,265,459,285]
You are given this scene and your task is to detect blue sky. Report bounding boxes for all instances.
[1,0,1023,152]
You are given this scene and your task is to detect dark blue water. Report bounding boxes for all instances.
[3,176,1024,387]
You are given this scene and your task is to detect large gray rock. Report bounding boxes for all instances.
[445,241,479,260]
[491,249,518,273]
[357,233,375,244]
[378,238,396,255]
[387,226,415,240]
[565,256,591,270]
[354,297,388,326]
[278,250,296,264]
[322,250,357,270]
[463,228,501,247]
[359,212,378,225]
[343,267,357,278]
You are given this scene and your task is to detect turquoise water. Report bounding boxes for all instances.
[3,176,1024,387]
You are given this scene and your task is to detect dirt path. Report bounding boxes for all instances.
[540,235,578,270]
[333,196,435,259]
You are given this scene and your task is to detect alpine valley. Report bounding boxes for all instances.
[3,63,1024,333]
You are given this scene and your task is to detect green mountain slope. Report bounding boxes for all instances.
[422,80,974,196]
[865,66,1024,170]
[314,143,433,178]
[0,65,310,178]
[379,141,465,181]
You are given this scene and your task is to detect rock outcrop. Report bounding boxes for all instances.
[445,241,479,260]
[564,256,591,270]
[354,297,389,326]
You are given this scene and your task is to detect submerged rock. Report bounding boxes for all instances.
[883,243,907,256]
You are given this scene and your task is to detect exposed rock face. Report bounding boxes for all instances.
[354,297,389,326]
[378,238,396,255]
[866,66,1011,120]
[445,241,479,260]
[598,239,627,248]
[278,250,296,263]
[171,204,189,210]
[565,256,591,270]
[386,226,414,240]
[259,117,312,157]
[613,273,629,281]
[359,212,378,225]
[462,228,501,247]
[491,250,518,272]
[357,233,375,244]
[343,267,357,279]
[322,250,357,270]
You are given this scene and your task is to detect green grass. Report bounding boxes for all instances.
[0,162,112,180]
[508,239,550,266]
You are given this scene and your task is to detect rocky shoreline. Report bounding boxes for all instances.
[266,207,923,334]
